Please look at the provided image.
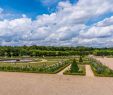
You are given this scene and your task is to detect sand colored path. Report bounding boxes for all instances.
[57,64,71,75]
[57,64,95,77]
[40,59,47,62]
[95,57,113,70]
[86,65,94,77]
[0,72,113,95]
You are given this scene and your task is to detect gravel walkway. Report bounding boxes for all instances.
[95,57,113,70]
[0,72,113,95]
[57,64,71,75]
[40,59,47,62]
[86,65,94,77]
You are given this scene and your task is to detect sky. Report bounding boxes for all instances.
[0,0,113,47]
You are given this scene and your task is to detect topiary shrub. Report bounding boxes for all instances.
[70,59,79,73]
[79,56,83,63]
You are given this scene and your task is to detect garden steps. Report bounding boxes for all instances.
[86,65,94,77]
[57,64,71,75]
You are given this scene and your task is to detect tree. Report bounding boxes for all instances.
[70,59,79,73]
[79,56,83,63]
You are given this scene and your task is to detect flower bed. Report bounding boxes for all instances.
[89,58,113,77]
[0,60,71,74]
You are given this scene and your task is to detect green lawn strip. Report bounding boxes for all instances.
[63,65,86,76]
[0,60,70,74]
[0,63,70,74]
[77,61,90,65]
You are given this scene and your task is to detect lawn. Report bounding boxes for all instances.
[0,56,71,74]
[63,65,86,76]
[63,58,86,76]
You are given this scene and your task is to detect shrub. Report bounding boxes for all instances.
[79,56,83,63]
[96,66,104,74]
[70,59,79,73]
[90,58,113,76]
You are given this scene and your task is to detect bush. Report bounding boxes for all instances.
[70,59,79,73]
[0,60,70,73]
[90,58,113,76]
[79,56,83,62]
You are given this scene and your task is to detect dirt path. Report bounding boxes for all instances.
[0,72,113,95]
[57,64,71,75]
[40,59,47,62]
[86,65,94,77]
[95,57,113,70]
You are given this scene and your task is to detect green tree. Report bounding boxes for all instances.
[79,56,83,63]
[70,59,79,73]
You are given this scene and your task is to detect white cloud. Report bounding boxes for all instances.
[79,15,113,47]
[0,0,113,47]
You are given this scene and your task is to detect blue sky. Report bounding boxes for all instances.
[0,0,78,19]
[0,0,53,18]
[0,0,113,47]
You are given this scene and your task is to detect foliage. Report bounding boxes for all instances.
[0,60,70,73]
[64,65,85,76]
[0,46,113,57]
[79,56,83,62]
[70,59,79,73]
[0,46,93,57]
[90,58,113,76]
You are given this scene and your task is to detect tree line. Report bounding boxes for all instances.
[0,46,113,57]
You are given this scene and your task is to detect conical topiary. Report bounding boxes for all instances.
[70,59,79,73]
[79,56,83,62]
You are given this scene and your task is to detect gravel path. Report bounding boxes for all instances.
[0,72,113,95]
[41,59,47,62]
[57,64,95,77]
[57,64,71,75]
[95,57,113,70]
[86,65,94,77]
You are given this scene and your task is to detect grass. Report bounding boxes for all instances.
[89,57,113,77]
[0,56,71,74]
[50,63,71,74]
[0,61,70,74]
[63,65,86,76]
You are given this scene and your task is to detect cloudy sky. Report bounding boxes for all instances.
[0,0,113,47]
